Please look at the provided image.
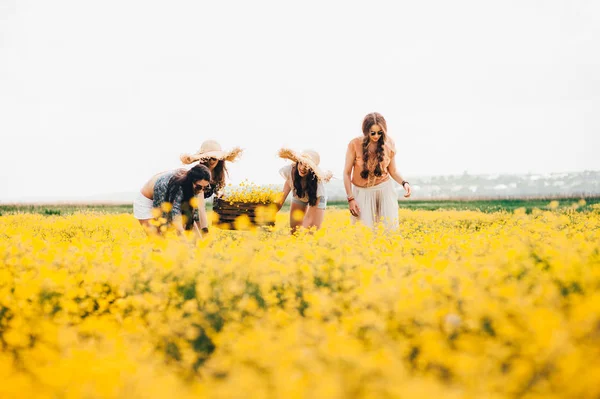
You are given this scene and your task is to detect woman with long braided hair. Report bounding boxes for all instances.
[343,112,411,229]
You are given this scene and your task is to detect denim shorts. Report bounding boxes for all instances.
[292,196,327,210]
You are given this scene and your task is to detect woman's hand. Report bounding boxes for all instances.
[275,200,284,212]
[387,156,411,198]
[349,199,360,217]
[403,183,411,198]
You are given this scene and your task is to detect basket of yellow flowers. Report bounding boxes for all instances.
[212,181,280,229]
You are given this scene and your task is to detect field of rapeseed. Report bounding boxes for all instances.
[1,205,599,398]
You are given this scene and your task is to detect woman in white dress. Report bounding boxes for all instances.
[343,112,411,230]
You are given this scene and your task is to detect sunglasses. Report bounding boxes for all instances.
[194,182,211,192]
[208,158,218,162]
[370,131,383,136]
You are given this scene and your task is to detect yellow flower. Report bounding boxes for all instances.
[220,181,279,204]
[0,207,599,397]
[161,202,173,213]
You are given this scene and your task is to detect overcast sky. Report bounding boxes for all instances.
[1,0,599,200]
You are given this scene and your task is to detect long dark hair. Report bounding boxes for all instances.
[360,112,388,180]
[167,164,212,206]
[292,164,319,206]
[200,159,228,197]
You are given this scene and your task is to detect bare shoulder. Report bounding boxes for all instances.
[350,136,363,145]
[348,136,363,150]
[384,135,396,153]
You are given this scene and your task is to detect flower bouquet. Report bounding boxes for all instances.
[212,180,280,230]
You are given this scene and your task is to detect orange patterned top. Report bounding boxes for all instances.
[348,136,396,188]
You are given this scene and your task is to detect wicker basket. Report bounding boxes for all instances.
[212,197,276,229]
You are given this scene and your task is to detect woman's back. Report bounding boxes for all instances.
[140,170,172,199]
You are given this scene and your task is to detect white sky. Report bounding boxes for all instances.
[1,0,599,200]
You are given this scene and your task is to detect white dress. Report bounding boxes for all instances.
[351,179,399,230]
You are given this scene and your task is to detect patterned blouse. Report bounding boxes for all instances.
[152,170,199,229]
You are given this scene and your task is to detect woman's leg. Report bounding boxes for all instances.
[138,219,155,235]
[302,196,326,230]
[290,200,307,233]
[302,207,324,230]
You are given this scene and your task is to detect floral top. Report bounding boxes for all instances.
[152,170,199,229]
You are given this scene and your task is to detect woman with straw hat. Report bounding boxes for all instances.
[276,148,332,232]
[343,112,411,230]
[180,140,243,199]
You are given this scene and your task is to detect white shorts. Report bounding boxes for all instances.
[133,192,154,220]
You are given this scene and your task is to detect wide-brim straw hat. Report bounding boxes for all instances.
[180,140,243,164]
[278,148,333,182]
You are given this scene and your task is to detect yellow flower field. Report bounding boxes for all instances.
[1,207,599,398]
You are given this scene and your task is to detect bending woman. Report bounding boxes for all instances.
[276,148,332,232]
[134,164,212,238]
[343,112,411,230]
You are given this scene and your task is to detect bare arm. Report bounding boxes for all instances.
[344,144,361,216]
[387,156,411,198]
[196,195,209,229]
[343,144,355,198]
[171,215,187,235]
[276,180,292,212]
[192,221,202,239]
[172,216,201,239]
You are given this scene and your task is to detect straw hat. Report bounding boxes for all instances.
[180,140,243,164]
[278,148,333,182]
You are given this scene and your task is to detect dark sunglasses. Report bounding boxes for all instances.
[194,182,211,191]
[370,131,383,136]
[208,158,218,162]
